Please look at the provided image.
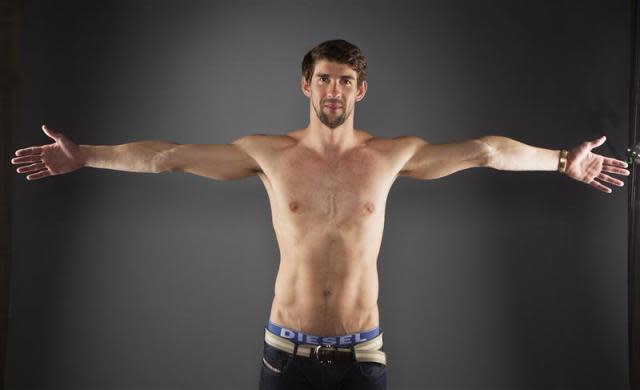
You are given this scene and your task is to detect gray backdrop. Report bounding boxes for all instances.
[8,0,629,389]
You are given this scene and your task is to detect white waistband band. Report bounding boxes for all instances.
[264,328,387,366]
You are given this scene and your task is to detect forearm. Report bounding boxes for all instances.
[79,140,178,173]
[481,135,561,171]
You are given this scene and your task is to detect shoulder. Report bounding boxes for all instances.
[228,132,299,175]
[364,134,431,177]
[365,133,428,156]
[232,131,298,152]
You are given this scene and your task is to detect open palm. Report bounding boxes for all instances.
[11,125,85,181]
[564,136,630,193]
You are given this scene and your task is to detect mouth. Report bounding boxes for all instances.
[325,104,342,110]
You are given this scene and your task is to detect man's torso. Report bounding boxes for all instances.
[245,129,413,336]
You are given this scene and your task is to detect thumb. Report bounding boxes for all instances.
[589,135,606,149]
[42,124,60,141]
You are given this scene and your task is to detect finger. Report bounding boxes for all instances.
[16,162,45,174]
[26,169,50,181]
[15,146,43,156]
[597,173,624,187]
[602,165,631,176]
[590,179,612,193]
[604,157,628,168]
[42,124,60,141]
[11,155,42,165]
[589,135,606,149]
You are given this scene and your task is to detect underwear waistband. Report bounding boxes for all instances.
[266,320,381,347]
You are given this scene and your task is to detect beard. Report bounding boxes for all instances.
[313,100,350,129]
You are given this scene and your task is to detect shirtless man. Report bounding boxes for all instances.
[11,39,630,389]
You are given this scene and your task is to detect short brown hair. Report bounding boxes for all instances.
[301,39,367,88]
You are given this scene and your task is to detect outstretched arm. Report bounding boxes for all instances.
[11,124,261,181]
[398,134,630,193]
[483,135,629,193]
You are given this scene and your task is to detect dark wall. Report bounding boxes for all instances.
[8,1,629,389]
[1,1,21,389]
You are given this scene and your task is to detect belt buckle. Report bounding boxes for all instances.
[313,344,338,364]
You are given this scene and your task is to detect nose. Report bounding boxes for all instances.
[327,81,341,98]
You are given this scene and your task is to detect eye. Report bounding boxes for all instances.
[342,79,351,85]
[320,76,328,82]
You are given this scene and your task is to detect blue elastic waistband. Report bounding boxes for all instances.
[266,320,381,347]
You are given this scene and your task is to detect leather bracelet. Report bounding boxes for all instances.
[558,149,568,174]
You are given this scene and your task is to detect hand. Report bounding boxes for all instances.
[564,135,630,193]
[11,124,85,181]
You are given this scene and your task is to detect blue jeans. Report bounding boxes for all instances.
[259,340,387,390]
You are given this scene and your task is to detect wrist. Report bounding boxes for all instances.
[79,145,92,167]
[557,149,568,174]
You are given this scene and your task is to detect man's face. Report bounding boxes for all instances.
[302,59,367,129]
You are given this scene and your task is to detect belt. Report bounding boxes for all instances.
[264,328,387,366]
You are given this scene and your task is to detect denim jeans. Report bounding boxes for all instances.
[259,340,387,390]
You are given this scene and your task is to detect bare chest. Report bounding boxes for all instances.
[260,146,395,227]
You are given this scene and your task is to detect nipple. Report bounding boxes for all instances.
[289,201,300,212]
[364,201,375,214]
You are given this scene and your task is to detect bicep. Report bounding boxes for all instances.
[159,136,261,180]
[399,136,491,180]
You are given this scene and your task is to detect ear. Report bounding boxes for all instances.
[301,76,311,98]
[355,80,368,102]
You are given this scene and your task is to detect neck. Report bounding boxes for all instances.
[302,107,358,155]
